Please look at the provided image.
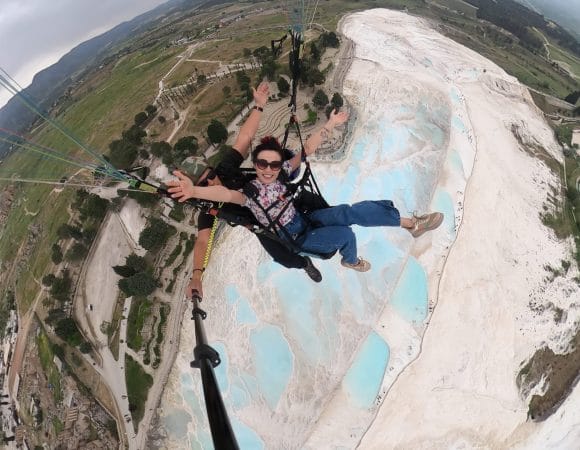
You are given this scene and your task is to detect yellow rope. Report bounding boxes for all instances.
[202,205,222,270]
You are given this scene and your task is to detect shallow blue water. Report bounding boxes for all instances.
[433,188,456,238]
[450,87,461,104]
[249,325,293,409]
[452,115,465,133]
[180,374,204,423]
[343,331,390,409]
[163,407,192,439]
[230,382,251,410]
[192,430,213,450]
[390,256,428,324]
[231,417,265,449]
[447,148,464,175]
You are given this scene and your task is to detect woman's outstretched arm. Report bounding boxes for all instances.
[287,109,349,171]
[232,82,269,157]
[167,170,245,204]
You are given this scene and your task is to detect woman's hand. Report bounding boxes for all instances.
[253,82,269,108]
[167,170,196,202]
[188,274,203,300]
[327,109,349,127]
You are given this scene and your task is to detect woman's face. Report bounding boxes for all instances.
[254,150,283,185]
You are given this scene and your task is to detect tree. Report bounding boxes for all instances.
[50,271,72,302]
[82,227,98,245]
[80,194,109,219]
[57,223,82,240]
[563,90,580,105]
[331,92,344,109]
[158,115,166,124]
[127,189,159,208]
[260,58,279,81]
[51,244,63,264]
[277,77,290,95]
[321,31,340,48]
[79,342,92,354]
[207,119,228,144]
[125,253,148,273]
[42,274,56,287]
[118,272,157,297]
[161,151,175,166]
[113,265,136,278]
[313,90,329,109]
[123,125,146,145]
[134,112,148,126]
[173,136,199,160]
[108,139,138,169]
[145,104,158,116]
[309,42,321,62]
[54,318,83,346]
[325,105,335,119]
[66,243,88,262]
[73,189,89,210]
[150,141,172,158]
[236,71,251,87]
[252,46,270,62]
[222,85,231,98]
[555,124,574,146]
[243,48,252,57]
[306,68,325,87]
[45,309,65,326]
[197,74,207,84]
[139,218,176,251]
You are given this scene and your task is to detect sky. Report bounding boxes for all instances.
[0,0,169,108]
[514,0,580,38]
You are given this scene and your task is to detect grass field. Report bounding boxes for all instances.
[436,15,579,99]
[165,59,221,87]
[127,297,153,351]
[548,45,580,81]
[530,27,580,82]
[125,354,153,425]
[37,330,63,403]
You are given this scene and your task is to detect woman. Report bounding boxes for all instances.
[168,111,443,272]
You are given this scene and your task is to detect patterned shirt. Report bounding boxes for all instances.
[242,160,297,228]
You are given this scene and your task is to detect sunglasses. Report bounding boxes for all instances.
[197,168,217,187]
[255,159,283,171]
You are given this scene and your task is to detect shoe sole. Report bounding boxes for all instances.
[340,260,371,272]
[303,258,322,282]
[411,212,444,238]
[305,269,322,282]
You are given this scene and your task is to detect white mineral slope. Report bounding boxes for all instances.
[158,8,580,450]
[352,10,580,450]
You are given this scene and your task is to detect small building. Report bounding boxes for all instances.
[572,128,580,149]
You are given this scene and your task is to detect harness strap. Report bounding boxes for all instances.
[203,212,221,270]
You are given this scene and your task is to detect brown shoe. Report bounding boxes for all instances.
[409,212,444,238]
[341,257,371,272]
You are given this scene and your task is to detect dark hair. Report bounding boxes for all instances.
[195,167,216,186]
[252,136,284,162]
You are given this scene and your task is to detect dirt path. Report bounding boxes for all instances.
[7,280,43,397]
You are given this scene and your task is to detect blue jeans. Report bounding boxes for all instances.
[283,200,401,264]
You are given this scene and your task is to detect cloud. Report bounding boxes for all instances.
[0,0,168,107]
